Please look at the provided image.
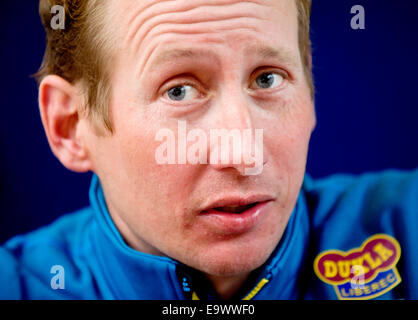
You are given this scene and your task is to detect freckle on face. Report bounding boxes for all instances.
[90,0,315,277]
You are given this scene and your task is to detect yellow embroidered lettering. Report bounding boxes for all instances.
[337,260,351,278]
[323,261,337,278]
[373,243,394,262]
[363,252,382,269]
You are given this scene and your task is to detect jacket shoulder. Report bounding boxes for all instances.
[303,168,418,230]
[0,207,94,299]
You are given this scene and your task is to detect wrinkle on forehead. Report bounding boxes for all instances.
[137,24,263,77]
[118,0,292,45]
[111,0,298,79]
[126,1,273,54]
[125,0,268,41]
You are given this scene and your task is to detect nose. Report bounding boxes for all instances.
[207,88,267,176]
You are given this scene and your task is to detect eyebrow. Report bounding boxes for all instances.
[249,45,301,70]
[147,45,300,72]
[148,48,218,72]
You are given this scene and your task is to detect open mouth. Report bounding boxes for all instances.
[198,199,271,234]
[206,202,259,214]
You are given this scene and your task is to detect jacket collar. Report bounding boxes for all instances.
[89,173,310,299]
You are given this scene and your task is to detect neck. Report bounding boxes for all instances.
[205,273,251,300]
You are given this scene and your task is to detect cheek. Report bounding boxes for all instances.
[115,121,202,210]
[264,94,314,184]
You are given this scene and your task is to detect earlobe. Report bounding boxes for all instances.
[38,75,92,173]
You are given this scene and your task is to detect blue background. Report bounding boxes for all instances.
[0,1,417,244]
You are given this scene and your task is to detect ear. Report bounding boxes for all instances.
[38,75,92,173]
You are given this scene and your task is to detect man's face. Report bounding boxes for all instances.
[84,0,315,277]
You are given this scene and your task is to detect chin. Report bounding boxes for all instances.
[186,237,278,277]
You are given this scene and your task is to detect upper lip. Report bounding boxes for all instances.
[199,194,275,212]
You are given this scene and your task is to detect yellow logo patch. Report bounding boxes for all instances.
[314,234,402,300]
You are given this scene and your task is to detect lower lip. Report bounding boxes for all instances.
[198,201,272,235]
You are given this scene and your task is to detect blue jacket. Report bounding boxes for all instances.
[1,169,417,300]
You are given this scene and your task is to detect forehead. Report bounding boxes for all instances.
[106,0,299,70]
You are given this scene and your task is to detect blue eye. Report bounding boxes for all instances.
[254,72,284,89]
[167,86,186,101]
[166,85,199,102]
